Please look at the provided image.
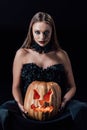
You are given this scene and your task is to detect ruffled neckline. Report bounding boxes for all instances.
[30,41,54,53]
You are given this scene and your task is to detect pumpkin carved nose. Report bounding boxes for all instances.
[39,100,49,106]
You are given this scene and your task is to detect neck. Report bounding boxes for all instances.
[30,41,54,53]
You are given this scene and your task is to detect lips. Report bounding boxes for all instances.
[39,41,45,44]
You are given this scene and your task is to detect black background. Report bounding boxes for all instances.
[0,0,87,104]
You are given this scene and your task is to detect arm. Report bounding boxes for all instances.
[59,50,76,109]
[12,49,26,112]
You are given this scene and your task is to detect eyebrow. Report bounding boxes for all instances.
[34,29,50,32]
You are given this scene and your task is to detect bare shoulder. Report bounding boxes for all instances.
[56,49,71,67]
[13,48,29,64]
[57,48,69,60]
[15,48,30,59]
[15,48,28,57]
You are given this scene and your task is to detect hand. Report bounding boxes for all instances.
[17,102,27,114]
[59,98,67,112]
[61,100,67,109]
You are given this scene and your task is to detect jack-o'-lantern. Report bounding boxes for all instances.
[24,81,61,121]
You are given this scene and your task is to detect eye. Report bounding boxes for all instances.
[44,30,50,36]
[35,31,40,35]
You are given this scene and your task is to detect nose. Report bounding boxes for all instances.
[40,33,45,40]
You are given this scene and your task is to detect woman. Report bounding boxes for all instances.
[0,12,87,130]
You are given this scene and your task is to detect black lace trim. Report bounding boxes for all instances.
[30,41,54,53]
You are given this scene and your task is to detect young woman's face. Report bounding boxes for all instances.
[32,22,52,47]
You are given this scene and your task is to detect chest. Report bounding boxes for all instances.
[23,51,62,68]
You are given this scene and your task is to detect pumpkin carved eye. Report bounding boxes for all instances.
[24,81,61,121]
[43,89,52,102]
[33,89,40,99]
[33,89,52,101]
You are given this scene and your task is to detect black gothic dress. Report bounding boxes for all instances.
[0,63,87,130]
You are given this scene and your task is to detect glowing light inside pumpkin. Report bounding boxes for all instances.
[31,89,54,112]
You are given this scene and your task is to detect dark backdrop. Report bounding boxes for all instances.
[0,0,87,104]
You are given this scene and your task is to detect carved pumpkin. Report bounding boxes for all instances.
[24,81,61,121]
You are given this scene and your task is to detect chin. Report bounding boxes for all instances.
[39,44,46,47]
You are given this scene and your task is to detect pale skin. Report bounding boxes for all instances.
[12,22,76,113]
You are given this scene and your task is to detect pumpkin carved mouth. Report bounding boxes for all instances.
[31,104,53,112]
[31,89,54,112]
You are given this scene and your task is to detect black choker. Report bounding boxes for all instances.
[30,42,54,53]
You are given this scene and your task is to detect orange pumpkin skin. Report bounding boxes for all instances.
[24,81,61,121]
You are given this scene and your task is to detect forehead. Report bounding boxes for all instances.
[32,22,52,31]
